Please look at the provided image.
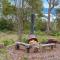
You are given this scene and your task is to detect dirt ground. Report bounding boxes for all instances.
[7,44,60,60]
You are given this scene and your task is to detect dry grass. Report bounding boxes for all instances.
[0,32,18,43]
[0,32,60,43]
[0,32,60,60]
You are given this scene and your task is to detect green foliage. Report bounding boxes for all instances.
[27,0,43,15]
[22,37,27,43]
[56,19,60,31]
[40,38,47,43]
[0,18,8,30]
[24,20,30,32]
[38,35,48,43]
[55,8,60,31]
[3,39,14,46]
[35,18,47,31]
[50,31,60,36]
[22,35,28,43]
[0,18,14,31]
[2,0,16,15]
[35,31,45,35]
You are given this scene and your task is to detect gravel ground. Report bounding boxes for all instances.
[7,44,60,60]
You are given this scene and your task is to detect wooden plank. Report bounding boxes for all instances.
[40,43,55,47]
[15,42,56,48]
[40,43,56,50]
[15,42,30,46]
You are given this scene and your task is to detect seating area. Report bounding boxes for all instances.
[15,41,56,53]
[7,43,60,60]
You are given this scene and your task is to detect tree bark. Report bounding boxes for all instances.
[47,0,51,34]
[15,0,24,42]
[15,7,23,42]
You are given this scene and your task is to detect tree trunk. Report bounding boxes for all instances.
[15,0,24,42]
[16,8,23,42]
[47,1,51,34]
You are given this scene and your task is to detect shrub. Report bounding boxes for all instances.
[41,38,47,43]
[50,31,60,36]
[3,39,14,46]
[0,18,14,31]
[35,31,45,35]
[22,35,28,43]
[37,35,48,43]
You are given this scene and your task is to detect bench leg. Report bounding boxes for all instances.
[27,48,30,53]
[15,44,20,50]
[34,48,38,53]
[51,45,53,50]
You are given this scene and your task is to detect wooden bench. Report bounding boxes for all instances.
[15,42,30,47]
[15,42,30,52]
[40,43,56,50]
[15,42,56,52]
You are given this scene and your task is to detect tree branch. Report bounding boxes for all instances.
[50,0,55,11]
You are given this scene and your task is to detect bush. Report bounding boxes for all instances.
[3,39,14,46]
[0,18,14,31]
[22,35,28,43]
[35,19,47,31]
[50,31,60,36]
[41,38,47,43]
[37,34,48,43]
[35,31,45,35]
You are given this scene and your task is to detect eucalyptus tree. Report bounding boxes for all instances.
[14,0,43,41]
[56,8,60,31]
[47,0,59,33]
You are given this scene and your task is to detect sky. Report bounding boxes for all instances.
[42,0,56,21]
[43,0,60,8]
[42,0,49,8]
[43,0,55,15]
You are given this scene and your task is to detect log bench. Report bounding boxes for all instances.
[15,42,30,52]
[40,43,56,51]
[15,42,56,53]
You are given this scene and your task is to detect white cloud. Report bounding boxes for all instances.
[43,14,56,21]
[55,5,60,8]
[43,3,49,8]
[43,0,49,8]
